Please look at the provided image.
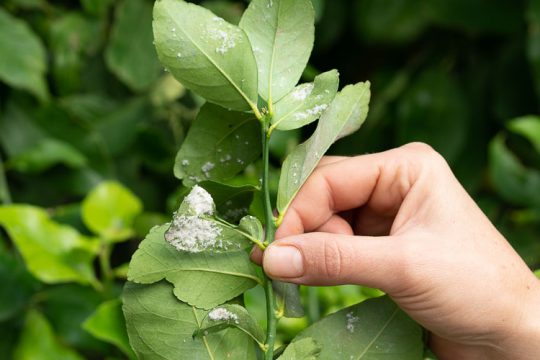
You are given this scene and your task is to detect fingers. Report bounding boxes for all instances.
[276,143,447,239]
[262,232,404,291]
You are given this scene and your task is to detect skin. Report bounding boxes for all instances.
[252,142,540,359]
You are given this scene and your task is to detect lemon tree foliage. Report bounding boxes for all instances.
[123,0,424,359]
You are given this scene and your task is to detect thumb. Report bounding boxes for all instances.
[263,232,402,291]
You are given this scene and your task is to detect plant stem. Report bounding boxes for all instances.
[0,154,12,204]
[261,115,277,360]
[99,242,114,292]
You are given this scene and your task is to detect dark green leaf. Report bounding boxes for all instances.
[277,82,370,215]
[193,304,265,346]
[83,299,136,359]
[174,103,261,186]
[0,205,99,285]
[153,0,259,111]
[0,8,48,101]
[507,116,540,154]
[106,0,161,91]
[13,310,84,360]
[128,224,260,309]
[273,281,304,318]
[81,181,143,242]
[240,0,315,103]
[292,296,423,359]
[123,281,257,360]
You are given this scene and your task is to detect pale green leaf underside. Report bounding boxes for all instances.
[272,69,339,131]
[194,304,265,345]
[240,0,315,103]
[123,281,256,360]
[82,299,136,359]
[13,310,84,360]
[0,205,99,285]
[278,337,321,360]
[153,0,258,111]
[0,8,48,102]
[293,296,423,359]
[127,225,260,309]
[81,181,143,242]
[174,103,261,186]
[277,82,371,214]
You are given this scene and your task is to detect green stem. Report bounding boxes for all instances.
[0,154,12,204]
[261,116,278,360]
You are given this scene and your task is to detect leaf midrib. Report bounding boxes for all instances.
[356,307,399,359]
[171,13,257,112]
[267,0,283,104]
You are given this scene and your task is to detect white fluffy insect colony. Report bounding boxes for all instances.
[164,185,223,252]
[208,307,239,324]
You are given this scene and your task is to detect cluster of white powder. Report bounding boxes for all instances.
[201,162,215,178]
[208,307,239,324]
[294,104,328,120]
[164,186,223,253]
[291,83,314,101]
[345,312,359,333]
[207,18,238,55]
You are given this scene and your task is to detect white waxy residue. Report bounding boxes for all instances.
[294,104,328,120]
[164,215,222,253]
[291,83,314,101]
[206,18,239,55]
[185,185,214,216]
[208,307,239,324]
[346,312,359,333]
[201,162,215,178]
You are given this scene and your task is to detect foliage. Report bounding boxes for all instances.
[0,0,539,359]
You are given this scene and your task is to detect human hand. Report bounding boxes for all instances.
[253,143,540,360]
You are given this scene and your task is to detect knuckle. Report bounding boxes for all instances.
[320,238,343,278]
[402,142,447,174]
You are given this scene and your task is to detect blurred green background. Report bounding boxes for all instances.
[1,0,540,359]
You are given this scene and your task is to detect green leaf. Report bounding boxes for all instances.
[292,296,423,359]
[201,181,259,223]
[123,281,257,360]
[0,205,99,285]
[239,215,264,242]
[174,103,261,186]
[273,281,304,318]
[80,0,112,17]
[13,310,84,360]
[277,82,371,214]
[278,337,321,360]
[507,116,540,155]
[239,0,315,103]
[0,8,48,102]
[153,0,259,112]
[535,269,540,279]
[193,304,265,346]
[0,248,39,321]
[128,224,260,309]
[106,0,161,91]
[81,181,143,242]
[8,138,87,173]
[272,70,339,131]
[489,135,540,208]
[0,155,10,204]
[41,284,107,352]
[83,299,136,359]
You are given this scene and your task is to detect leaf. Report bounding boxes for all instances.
[106,0,161,91]
[193,304,265,346]
[0,8,48,102]
[41,284,108,352]
[8,138,87,173]
[277,82,371,214]
[13,310,84,360]
[128,224,260,309]
[507,116,540,154]
[240,0,315,103]
[278,338,321,360]
[0,248,39,321]
[123,281,257,360]
[0,205,99,285]
[489,135,540,208]
[0,156,10,204]
[239,215,264,241]
[273,281,304,318]
[272,70,339,131]
[83,299,136,359]
[174,103,261,186]
[292,296,423,359]
[535,269,540,279]
[153,0,259,111]
[81,181,143,242]
[201,181,259,223]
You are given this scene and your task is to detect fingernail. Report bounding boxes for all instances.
[264,245,304,278]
